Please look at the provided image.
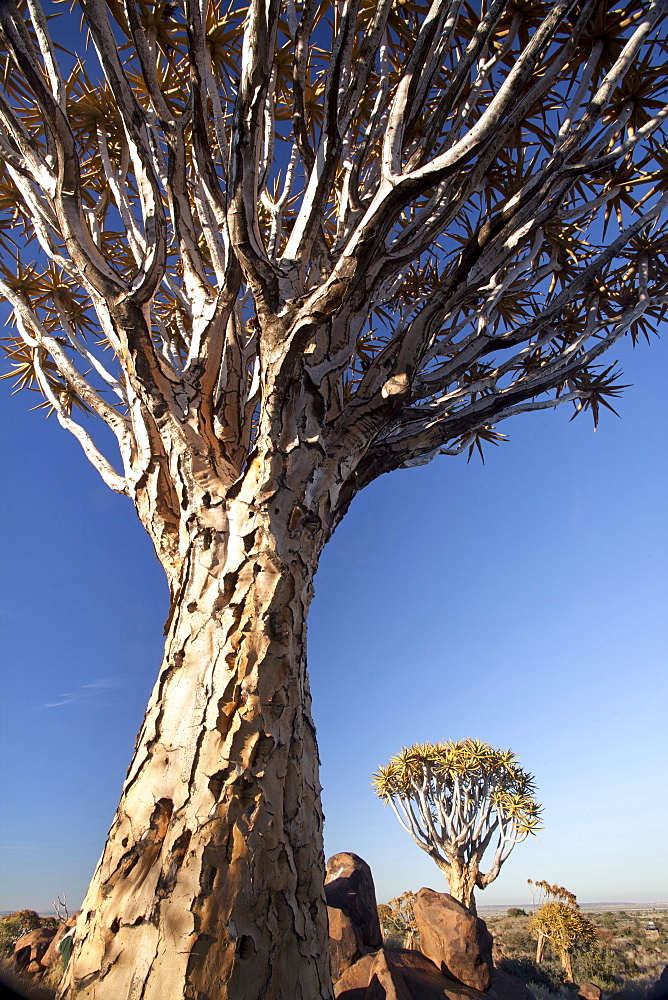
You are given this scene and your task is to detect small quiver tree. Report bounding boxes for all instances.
[529,880,596,981]
[373,740,541,912]
[0,911,43,958]
[378,892,419,948]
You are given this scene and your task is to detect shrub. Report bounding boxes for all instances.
[0,911,43,958]
[382,934,407,951]
[502,930,536,957]
[571,946,624,992]
[508,908,528,917]
[498,956,569,994]
[526,982,568,1000]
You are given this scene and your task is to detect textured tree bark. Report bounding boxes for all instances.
[560,949,574,982]
[434,857,479,915]
[59,484,335,1000]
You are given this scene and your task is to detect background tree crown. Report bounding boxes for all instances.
[373,738,542,908]
[374,738,542,836]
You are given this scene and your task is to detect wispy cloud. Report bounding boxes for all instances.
[40,676,124,709]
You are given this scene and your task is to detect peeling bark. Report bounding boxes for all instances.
[434,857,479,914]
[60,451,338,999]
[2,1,667,996]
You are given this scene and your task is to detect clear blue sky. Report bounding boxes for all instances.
[1,329,667,914]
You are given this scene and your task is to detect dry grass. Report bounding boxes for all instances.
[487,910,668,994]
[0,959,57,999]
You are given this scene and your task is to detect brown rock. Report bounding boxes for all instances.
[333,948,530,999]
[41,913,79,969]
[325,853,383,951]
[329,906,366,983]
[333,950,377,1000]
[649,965,668,1000]
[365,949,413,1000]
[13,927,57,971]
[578,984,602,1000]
[413,889,493,991]
[334,948,477,999]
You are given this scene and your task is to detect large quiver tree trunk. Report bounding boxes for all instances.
[2,0,667,994]
[61,460,336,1000]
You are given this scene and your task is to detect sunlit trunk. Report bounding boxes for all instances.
[560,948,574,982]
[60,487,334,1000]
[536,932,548,964]
[437,857,479,914]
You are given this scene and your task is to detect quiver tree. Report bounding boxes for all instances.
[0,0,666,994]
[378,891,419,947]
[373,740,541,911]
[529,881,596,981]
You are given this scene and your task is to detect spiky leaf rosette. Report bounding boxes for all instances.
[528,879,579,907]
[531,901,596,962]
[373,739,542,895]
[0,0,667,506]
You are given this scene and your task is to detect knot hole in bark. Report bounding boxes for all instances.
[266,609,291,642]
[155,829,193,903]
[237,935,256,960]
[150,798,174,837]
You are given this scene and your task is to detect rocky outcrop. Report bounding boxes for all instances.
[13,927,57,975]
[362,949,413,1000]
[649,965,668,1000]
[413,889,493,991]
[326,853,383,949]
[334,948,478,999]
[333,948,533,1000]
[326,853,383,979]
[328,906,368,983]
[578,984,602,1000]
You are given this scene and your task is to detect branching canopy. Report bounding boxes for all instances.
[0,0,667,515]
[373,739,542,891]
[377,891,418,941]
[530,884,596,976]
[528,878,579,908]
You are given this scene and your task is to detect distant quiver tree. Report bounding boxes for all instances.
[529,880,596,981]
[378,891,419,947]
[0,0,666,995]
[373,740,541,911]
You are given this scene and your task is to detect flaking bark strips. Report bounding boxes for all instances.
[1,0,668,996]
[62,481,335,1000]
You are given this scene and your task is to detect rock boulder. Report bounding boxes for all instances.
[578,984,602,1000]
[413,889,493,992]
[13,927,57,974]
[649,965,668,1000]
[363,949,413,1000]
[326,853,383,979]
[333,948,533,1000]
[325,853,383,950]
[328,906,367,983]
